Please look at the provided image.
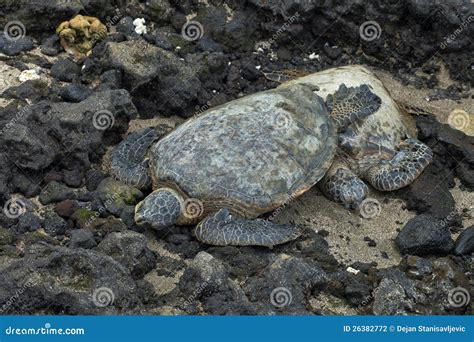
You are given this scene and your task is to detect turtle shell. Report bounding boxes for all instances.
[149,84,336,218]
[284,65,415,156]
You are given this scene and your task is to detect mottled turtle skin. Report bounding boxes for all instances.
[284,65,433,208]
[111,76,382,246]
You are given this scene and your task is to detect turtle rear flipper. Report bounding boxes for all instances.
[195,208,301,248]
[326,84,382,131]
[110,127,162,189]
[364,138,433,191]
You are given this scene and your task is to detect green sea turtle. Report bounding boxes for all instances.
[111,77,382,247]
[279,66,433,208]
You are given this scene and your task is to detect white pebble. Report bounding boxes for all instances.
[18,69,40,82]
[346,267,360,274]
[133,18,147,35]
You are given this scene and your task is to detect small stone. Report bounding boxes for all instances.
[346,266,360,274]
[0,33,35,56]
[85,170,107,191]
[323,43,342,60]
[51,58,81,82]
[69,229,97,249]
[166,233,192,244]
[59,83,92,102]
[403,255,433,279]
[63,168,83,187]
[100,70,122,89]
[18,69,41,82]
[395,214,455,256]
[372,277,413,315]
[44,211,69,236]
[40,34,60,56]
[454,226,474,255]
[39,181,75,205]
[17,212,42,233]
[97,231,156,279]
[0,227,14,245]
[54,199,78,218]
[364,236,376,247]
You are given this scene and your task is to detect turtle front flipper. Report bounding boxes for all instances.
[195,208,301,248]
[326,84,382,131]
[110,127,162,189]
[319,161,368,209]
[364,138,433,191]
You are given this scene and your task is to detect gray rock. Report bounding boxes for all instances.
[0,0,84,35]
[116,17,139,38]
[0,243,141,314]
[0,227,13,245]
[85,169,107,191]
[243,254,328,313]
[70,229,97,249]
[39,181,75,205]
[44,211,68,236]
[395,214,455,256]
[372,277,413,315]
[0,33,35,56]
[40,34,60,56]
[249,0,316,17]
[402,255,433,279]
[97,231,156,279]
[2,123,57,171]
[146,0,174,23]
[51,59,81,82]
[59,83,92,103]
[454,226,474,255]
[17,212,42,233]
[180,251,228,293]
[178,251,251,314]
[1,90,137,172]
[99,70,122,89]
[102,40,204,117]
[94,178,143,219]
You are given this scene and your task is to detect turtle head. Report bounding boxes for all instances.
[135,188,183,229]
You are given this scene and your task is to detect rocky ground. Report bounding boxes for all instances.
[0,0,472,315]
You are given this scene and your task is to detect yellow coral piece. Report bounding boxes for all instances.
[56,14,107,59]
